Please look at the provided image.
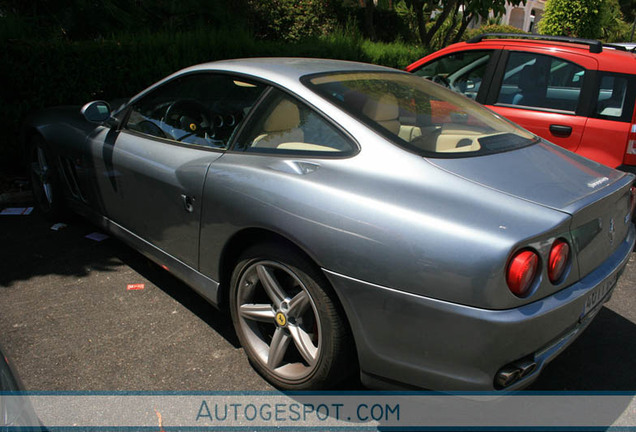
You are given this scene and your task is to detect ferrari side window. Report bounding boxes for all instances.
[239,90,356,156]
[125,74,265,149]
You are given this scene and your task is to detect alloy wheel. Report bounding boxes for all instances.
[235,260,322,381]
[30,143,54,211]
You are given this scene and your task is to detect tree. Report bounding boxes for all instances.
[421,0,458,46]
[403,0,436,45]
[0,0,237,39]
[403,0,525,48]
[245,0,337,42]
[600,0,632,41]
[453,0,525,43]
[538,0,604,39]
[618,0,636,20]
[364,0,377,41]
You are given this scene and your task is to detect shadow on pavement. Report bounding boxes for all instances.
[530,306,636,390]
[0,212,120,287]
[119,239,241,349]
[0,209,240,349]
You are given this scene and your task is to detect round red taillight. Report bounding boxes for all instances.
[507,250,539,297]
[548,239,570,284]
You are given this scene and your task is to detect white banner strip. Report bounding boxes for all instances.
[2,393,636,429]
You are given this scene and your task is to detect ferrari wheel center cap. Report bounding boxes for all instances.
[275,311,287,327]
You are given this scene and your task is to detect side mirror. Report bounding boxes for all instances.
[81,101,111,123]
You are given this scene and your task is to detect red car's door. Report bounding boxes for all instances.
[575,72,636,168]
[488,106,587,153]
[484,47,598,153]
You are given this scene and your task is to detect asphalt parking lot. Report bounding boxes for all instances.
[1,206,636,392]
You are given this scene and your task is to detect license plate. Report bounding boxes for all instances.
[580,273,617,321]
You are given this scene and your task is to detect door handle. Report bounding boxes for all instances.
[181,194,195,213]
[549,124,573,138]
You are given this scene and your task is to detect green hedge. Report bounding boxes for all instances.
[463,24,529,41]
[0,28,428,173]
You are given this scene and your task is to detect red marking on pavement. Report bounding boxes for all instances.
[126,283,145,291]
[154,408,165,432]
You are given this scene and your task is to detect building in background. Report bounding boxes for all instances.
[503,0,545,33]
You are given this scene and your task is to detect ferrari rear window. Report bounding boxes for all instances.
[304,71,537,157]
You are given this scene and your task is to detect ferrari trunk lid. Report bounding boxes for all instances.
[567,183,632,279]
[426,141,634,279]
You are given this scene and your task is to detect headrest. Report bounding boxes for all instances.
[263,99,300,132]
[363,94,399,122]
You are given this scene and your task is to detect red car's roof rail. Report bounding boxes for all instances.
[466,33,604,54]
[603,43,631,51]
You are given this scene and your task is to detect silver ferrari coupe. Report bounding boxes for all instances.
[25,58,635,391]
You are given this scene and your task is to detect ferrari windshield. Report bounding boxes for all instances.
[305,71,537,157]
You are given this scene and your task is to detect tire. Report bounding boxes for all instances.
[229,243,354,390]
[29,135,66,220]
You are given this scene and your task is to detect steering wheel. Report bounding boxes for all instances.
[136,120,168,139]
[162,99,212,142]
[430,74,450,88]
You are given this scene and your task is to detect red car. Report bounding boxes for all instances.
[407,34,636,173]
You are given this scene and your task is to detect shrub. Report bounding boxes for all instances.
[361,39,429,68]
[246,0,337,42]
[600,0,633,42]
[538,0,604,39]
[463,24,528,41]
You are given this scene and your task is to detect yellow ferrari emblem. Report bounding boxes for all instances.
[275,312,287,327]
[189,123,197,131]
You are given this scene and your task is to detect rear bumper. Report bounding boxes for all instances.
[324,224,635,391]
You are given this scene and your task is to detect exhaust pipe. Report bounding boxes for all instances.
[495,367,521,388]
[515,359,537,378]
[495,358,537,389]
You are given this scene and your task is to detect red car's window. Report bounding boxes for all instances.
[496,52,586,113]
[594,73,636,123]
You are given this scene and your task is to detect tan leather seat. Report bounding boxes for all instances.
[362,94,400,135]
[398,125,422,142]
[362,94,426,142]
[252,99,304,148]
[420,124,482,153]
